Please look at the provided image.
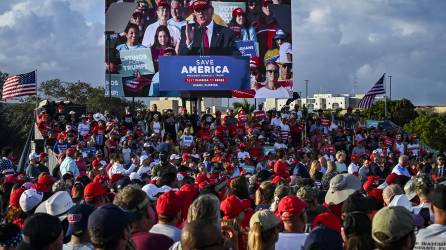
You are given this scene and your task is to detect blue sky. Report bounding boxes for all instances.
[0,0,445,105]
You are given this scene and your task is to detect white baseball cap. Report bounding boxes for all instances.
[19,188,44,212]
[142,184,173,200]
[140,155,150,164]
[35,191,74,221]
[129,172,142,181]
[170,154,181,160]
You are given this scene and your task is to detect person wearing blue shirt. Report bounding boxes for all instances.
[392,155,412,177]
[60,148,80,177]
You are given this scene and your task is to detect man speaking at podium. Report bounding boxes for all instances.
[178,0,239,56]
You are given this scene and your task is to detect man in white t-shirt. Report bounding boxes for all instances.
[237,144,250,161]
[275,195,308,250]
[141,1,180,48]
[255,62,291,98]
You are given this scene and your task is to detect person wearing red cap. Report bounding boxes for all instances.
[178,0,239,56]
[220,194,250,250]
[275,195,308,250]
[273,149,289,178]
[142,0,181,48]
[60,148,80,177]
[228,7,257,42]
[84,182,108,208]
[150,191,183,242]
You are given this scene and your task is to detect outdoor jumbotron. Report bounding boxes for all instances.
[1,1,446,250]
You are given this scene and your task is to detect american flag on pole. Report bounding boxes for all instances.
[1,71,37,100]
[358,74,386,109]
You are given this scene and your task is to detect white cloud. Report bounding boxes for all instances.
[0,0,104,85]
[292,0,446,104]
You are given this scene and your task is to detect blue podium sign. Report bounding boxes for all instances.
[159,56,250,91]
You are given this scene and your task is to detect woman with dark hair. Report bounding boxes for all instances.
[228,8,257,42]
[342,212,375,250]
[151,25,172,72]
[116,23,146,51]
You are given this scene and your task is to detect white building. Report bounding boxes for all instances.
[263,93,384,111]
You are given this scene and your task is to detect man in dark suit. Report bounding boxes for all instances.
[434,154,446,178]
[178,0,239,56]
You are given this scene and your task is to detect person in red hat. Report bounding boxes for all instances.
[84,182,108,208]
[178,0,239,56]
[228,7,257,42]
[53,133,69,159]
[275,195,308,250]
[142,0,181,48]
[220,194,250,250]
[273,150,289,178]
[150,191,183,242]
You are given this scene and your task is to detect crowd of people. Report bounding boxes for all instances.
[1,100,446,250]
[105,0,293,98]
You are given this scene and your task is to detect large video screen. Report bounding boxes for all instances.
[105,0,292,98]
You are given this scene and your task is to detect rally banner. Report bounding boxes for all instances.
[211,1,246,24]
[118,48,155,77]
[104,74,124,97]
[159,56,250,91]
[236,40,258,57]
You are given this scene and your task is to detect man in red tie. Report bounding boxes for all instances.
[178,0,239,55]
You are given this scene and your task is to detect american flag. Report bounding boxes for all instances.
[1,71,37,100]
[358,74,386,109]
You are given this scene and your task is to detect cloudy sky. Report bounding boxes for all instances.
[0,0,445,105]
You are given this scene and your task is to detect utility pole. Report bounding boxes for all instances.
[389,75,392,101]
[305,80,309,98]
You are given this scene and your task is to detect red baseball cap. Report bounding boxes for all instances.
[92,159,101,169]
[10,188,26,209]
[57,133,66,141]
[277,195,307,220]
[156,0,170,9]
[190,0,210,10]
[156,191,184,217]
[66,148,74,157]
[261,0,273,7]
[84,182,106,200]
[4,175,21,184]
[195,173,208,185]
[250,56,260,69]
[35,174,55,192]
[311,212,342,233]
[232,8,245,18]
[220,195,250,220]
[368,188,384,203]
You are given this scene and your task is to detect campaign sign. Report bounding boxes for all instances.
[104,74,124,97]
[159,56,250,91]
[236,40,258,57]
[119,48,155,77]
[211,2,246,24]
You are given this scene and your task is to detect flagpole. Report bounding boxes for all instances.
[384,73,387,119]
[35,69,38,122]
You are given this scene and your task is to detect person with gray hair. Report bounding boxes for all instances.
[187,194,221,225]
[391,155,412,177]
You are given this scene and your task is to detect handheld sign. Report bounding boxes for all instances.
[118,48,155,77]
